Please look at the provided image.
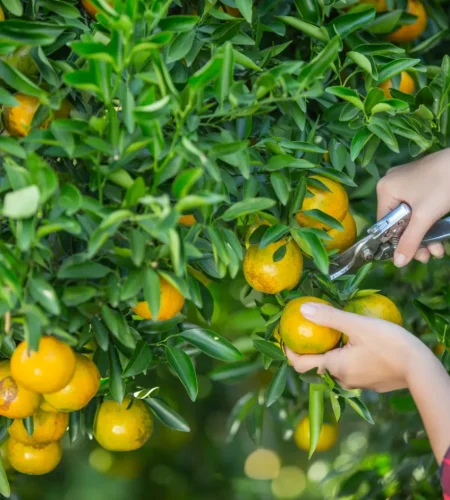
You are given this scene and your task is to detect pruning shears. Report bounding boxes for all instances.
[330,203,450,281]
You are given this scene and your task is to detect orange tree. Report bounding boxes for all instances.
[0,0,449,497]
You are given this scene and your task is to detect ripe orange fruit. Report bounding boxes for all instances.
[5,47,39,79]
[294,416,338,452]
[359,0,387,12]
[379,72,415,99]
[3,94,49,137]
[280,297,341,354]
[8,436,62,475]
[94,397,153,451]
[387,0,427,43]
[40,400,57,412]
[8,409,68,445]
[82,0,99,17]
[296,175,349,230]
[344,293,402,325]
[434,343,448,356]
[43,354,100,411]
[224,5,240,17]
[54,99,72,120]
[324,212,357,253]
[243,239,303,294]
[11,336,76,394]
[0,361,40,419]
[245,218,271,248]
[179,214,196,226]
[132,278,185,320]
[343,293,402,344]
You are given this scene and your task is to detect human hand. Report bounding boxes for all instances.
[285,302,434,393]
[376,148,450,267]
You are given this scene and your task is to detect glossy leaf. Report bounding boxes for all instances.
[180,328,242,362]
[166,346,198,402]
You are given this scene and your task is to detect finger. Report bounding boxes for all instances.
[376,179,398,221]
[394,211,434,268]
[285,348,327,373]
[428,242,445,259]
[299,303,378,342]
[414,248,430,264]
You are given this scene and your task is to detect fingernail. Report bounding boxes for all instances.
[394,252,407,268]
[301,303,318,318]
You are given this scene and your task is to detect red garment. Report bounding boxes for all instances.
[443,448,450,499]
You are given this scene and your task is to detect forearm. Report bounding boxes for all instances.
[407,348,450,463]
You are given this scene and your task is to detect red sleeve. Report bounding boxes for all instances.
[442,447,450,499]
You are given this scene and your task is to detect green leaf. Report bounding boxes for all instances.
[368,9,403,34]
[92,318,109,352]
[166,346,198,402]
[143,268,161,321]
[308,383,324,458]
[0,456,10,498]
[122,341,153,378]
[293,229,329,275]
[101,305,136,349]
[62,286,97,307]
[235,0,252,23]
[29,278,60,316]
[347,397,374,424]
[145,397,190,432]
[159,15,200,33]
[108,345,125,403]
[69,411,80,445]
[266,155,314,171]
[59,184,82,215]
[376,58,421,84]
[226,392,257,442]
[289,177,307,220]
[209,359,261,382]
[298,36,341,89]
[2,0,23,16]
[326,86,364,111]
[259,225,290,249]
[3,185,40,219]
[413,299,449,335]
[347,51,372,75]
[270,172,291,205]
[351,128,373,161]
[294,0,319,24]
[367,117,399,153]
[266,363,288,407]
[0,136,25,158]
[180,328,242,362]
[278,16,329,42]
[58,261,111,279]
[221,198,276,221]
[0,60,46,99]
[328,7,376,39]
[253,339,285,361]
[302,210,344,231]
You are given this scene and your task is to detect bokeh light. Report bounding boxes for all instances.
[89,448,114,474]
[308,460,330,483]
[244,448,281,480]
[271,466,306,498]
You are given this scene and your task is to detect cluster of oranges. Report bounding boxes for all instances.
[0,336,153,476]
[242,171,404,363]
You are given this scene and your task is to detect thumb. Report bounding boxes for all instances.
[394,211,432,267]
[300,303,374,342]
